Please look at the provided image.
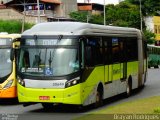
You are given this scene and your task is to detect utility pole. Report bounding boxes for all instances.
[139,0,142,31]
[37,0,40,23]
[104,0,106,25]
[21,0,26,33]
[21,2,26,33]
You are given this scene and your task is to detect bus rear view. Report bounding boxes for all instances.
[0,33,20,98]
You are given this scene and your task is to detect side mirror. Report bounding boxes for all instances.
[10,48,15,61]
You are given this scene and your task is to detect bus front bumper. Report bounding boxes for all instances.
[18,84,82,105]
[0,86,17,98]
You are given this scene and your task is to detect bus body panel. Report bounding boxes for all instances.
[83,61,139,105]
[0,33,20,98]
[81,66,104,105]
[18,83,82,105]
[0,86,17,98]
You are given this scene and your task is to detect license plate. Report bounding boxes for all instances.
[39,96,50,100]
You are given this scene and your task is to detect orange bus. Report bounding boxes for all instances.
[0,33,20,98]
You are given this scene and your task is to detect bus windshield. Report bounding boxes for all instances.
[0,49,12,78]
[18,38,79,77]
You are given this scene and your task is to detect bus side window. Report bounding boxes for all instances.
[112,38,120,63]
[85,37,103,67]
[126,38,138,61]
[85,46,92,66]
[103,37,111,65]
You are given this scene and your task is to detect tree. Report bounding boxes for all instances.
[69,11,88,23]
[125,0,160,16]
[89,15,104,25]
[69,11,104,25]
[70,2,142,29]
[143,30,156,44]
[105,2,142,29]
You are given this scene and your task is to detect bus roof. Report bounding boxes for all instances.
[0,33,21,40]
[22,22,140,37]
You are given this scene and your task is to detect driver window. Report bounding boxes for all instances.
[23,50,30,68]
[32,55,41,67]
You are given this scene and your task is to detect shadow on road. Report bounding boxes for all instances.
[0,98,19,105]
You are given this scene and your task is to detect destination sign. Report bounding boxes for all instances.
[25,39,59,46]
[0,38,12,45]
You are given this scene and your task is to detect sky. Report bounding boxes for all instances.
[77,0,119,5]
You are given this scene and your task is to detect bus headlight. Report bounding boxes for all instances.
[65,77,80,88]
[18,77,25,87]
[3,80,13,89]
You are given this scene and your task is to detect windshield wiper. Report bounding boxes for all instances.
[38,51,41,71]
[48,51,52,69]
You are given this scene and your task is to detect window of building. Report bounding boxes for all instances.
[154,25,158,34]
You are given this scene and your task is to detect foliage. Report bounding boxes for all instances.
[125,0,160,16]
[143,29,156,44]
[0,20,34,33]
[105,2,142,29]
[69,11,89,23]
[69,11,104,25]
[70,2,141,28]
[154,107,160,113]
[89,15,104,25]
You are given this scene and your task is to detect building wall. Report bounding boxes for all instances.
[61,0,77,17]
[0,0,77,23]
[0,8,47,23]
[144,16,154,32]
[153,16,160,41]
[144,16,160,41]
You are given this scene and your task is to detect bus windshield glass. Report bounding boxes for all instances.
[18,38,79,77]
[0,38,12,78]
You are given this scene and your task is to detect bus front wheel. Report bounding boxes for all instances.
[94,89,103,108]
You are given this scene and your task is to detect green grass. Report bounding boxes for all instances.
[0,19,34,33]
[74,96,160,120]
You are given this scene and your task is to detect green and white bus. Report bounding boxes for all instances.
[147,44,160,68]
[17,22,147,108]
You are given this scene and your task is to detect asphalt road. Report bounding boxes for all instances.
[0,69,160,120]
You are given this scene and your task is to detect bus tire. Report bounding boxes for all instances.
[94,84,103,108]
[126,78,132,97]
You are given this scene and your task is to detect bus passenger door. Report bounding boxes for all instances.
[104,37,117,98]
[112,38,127,94]
[111,38,121,82]
[119,40,127,81]
[119,39,127,94]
